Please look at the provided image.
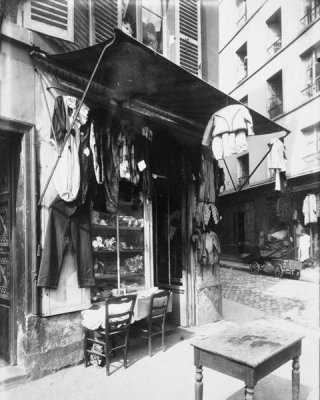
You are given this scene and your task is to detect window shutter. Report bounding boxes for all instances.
[178,0,201,76]
[94,0,119,43]
[24,0,74,41]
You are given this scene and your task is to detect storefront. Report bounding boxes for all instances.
[1,29,288,379]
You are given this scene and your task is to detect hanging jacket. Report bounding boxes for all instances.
[51,96,81,202]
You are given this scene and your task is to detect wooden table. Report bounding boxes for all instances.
[192,321,304,400]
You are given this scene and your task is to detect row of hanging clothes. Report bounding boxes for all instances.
[49,95,155,214]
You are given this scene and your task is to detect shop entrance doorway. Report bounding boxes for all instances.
[234,211,245,254]
[153,178,189,326]
[0,138,13,365]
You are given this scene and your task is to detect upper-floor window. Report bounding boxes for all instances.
[301,44,320,98]
[23,0,74,41]
[236,42,247,83]
[300,0,320,26]
[267,71,283,119]
[236,0,247,29]
[301,123,320,171]
[237,153,249,188]
[266,9,282,56]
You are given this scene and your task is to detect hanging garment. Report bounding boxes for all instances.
[202,104,254,160]
[268,138,286,191]
[298,233,310,262]
[78,122,93,205]
[53,128,81,202]
[37,197,94,289]
[303,194,317,224]
[196,231,221,266]
[198,146,216,203]
[51,96,88,202]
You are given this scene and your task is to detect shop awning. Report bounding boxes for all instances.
[36,29,289,136]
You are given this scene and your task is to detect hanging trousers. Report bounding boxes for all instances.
[37,197,94,289]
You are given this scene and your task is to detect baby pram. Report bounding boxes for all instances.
[249,244,302,279]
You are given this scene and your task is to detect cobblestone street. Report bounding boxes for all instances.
[220,267,320,330]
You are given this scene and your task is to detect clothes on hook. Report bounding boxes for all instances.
[268,138,287,191]
[303,193,317,224]
[202,104,254,160]
[37,197,94,289]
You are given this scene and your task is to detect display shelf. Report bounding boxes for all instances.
[94,272,144,280]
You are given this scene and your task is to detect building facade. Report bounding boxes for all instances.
[0,0,223,381]
[218,0,320,260]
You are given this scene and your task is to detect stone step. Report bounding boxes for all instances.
[0,366,27,391]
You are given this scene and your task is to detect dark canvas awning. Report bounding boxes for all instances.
[36,29,289,136]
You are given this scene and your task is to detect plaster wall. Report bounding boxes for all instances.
[1,34,84,378]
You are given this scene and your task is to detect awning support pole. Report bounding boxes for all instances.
[223,158,238,192]
[36,36,116,206]
[237,146,272,192]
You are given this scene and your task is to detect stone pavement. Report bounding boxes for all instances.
[220,266,319,330]
[2,297,319,400]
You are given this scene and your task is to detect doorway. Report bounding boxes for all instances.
[0,136,14,365]
[153,177,189,326]
[234,211,245,254]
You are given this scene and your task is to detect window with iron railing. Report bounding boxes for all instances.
[236,42,247,83]
[267,37,282,55]
[267,71,283,119]
[266,9,282,56]
[301,45,320,98]
[236,0,247,29]
[300,0,320,26]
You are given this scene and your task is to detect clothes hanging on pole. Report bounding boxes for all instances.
[267,137,286,191]
[37,197,94,289]
[303,193,317,224]
[51,95,84,202]
[202,104,254,160]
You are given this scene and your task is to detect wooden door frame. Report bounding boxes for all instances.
[0,117,36,365]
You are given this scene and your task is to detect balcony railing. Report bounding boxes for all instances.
[300,4,320,26]
[268,97,283,119]
[267,38,282,55]
[236,13,247,28]
[301,77,320,98]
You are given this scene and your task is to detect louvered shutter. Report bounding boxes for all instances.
[94,0,119,43]
[178,0,201,76]
[24,0,74,41]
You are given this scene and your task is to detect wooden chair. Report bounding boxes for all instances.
[134,290,171,356]
[84,294,137,375]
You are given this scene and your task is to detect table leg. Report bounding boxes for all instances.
[292,356,300,400]
[245,386,255,400]
[195,366,203,400]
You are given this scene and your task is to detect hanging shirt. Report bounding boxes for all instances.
[51,96,82,202]
[303,194,317,224]
[298,233,310,262]
[268,138,286,191]
[202,104,254,160]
